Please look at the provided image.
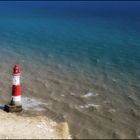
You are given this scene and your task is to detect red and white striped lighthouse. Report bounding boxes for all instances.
[10,65,22,106]
[4,65,22,112]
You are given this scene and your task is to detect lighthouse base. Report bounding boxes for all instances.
[4,104,22,112]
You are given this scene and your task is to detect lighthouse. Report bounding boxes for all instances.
[4,65,22,112]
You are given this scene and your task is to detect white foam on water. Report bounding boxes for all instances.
[82,92,99,98]
[70,92,76,96]
[22,97,47,111]
[103,100,110,104]
[108,108,116,113]
[128,95,140,106]
[111,78,117,82]
[79,104,100,109]
[60,94,65,97]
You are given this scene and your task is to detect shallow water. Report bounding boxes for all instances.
[0,1,140,138]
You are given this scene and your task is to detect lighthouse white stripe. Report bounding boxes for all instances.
[12,96,21,101]
[12,75,20,85]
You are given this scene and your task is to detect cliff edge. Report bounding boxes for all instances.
[0,110,71,139]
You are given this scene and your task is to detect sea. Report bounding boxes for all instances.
[0,1,139,139]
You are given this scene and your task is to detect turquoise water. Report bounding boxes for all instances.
[0,1,139,138]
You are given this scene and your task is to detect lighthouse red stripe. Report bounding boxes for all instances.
[12,85,21,96]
